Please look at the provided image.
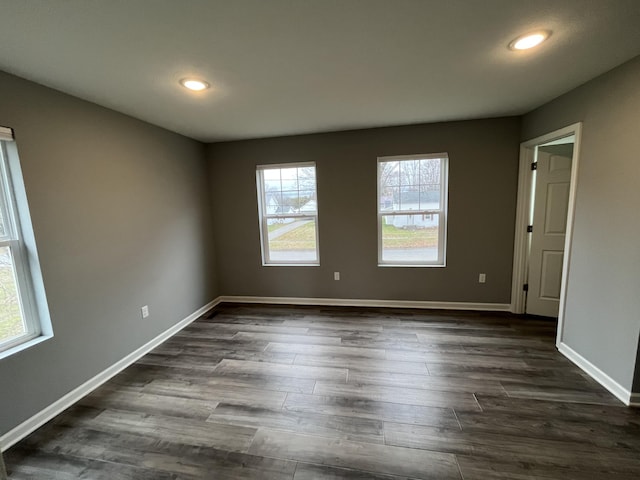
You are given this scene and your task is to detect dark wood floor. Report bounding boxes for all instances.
[5,304,640,479]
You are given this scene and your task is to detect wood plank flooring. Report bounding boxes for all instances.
[5,304,640,479]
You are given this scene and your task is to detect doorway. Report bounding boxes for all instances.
[511,123,582,346]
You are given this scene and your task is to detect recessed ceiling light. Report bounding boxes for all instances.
[509,31,551,50]
[179,78,210,91]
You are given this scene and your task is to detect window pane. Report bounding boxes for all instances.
[379,186,399,212]
[264,178,281,193]
[420,184,441,210]
[280,191,300,213]
[265,191,283,214]
[399,189,419,211]
[263,169,281,181]
[381,214,440,263]
[400,159,420,187]
[419,158,441,184]
[280,167,298,191]
[281,178,298,191]
[379,161,399,190]
[267,217,318,262]
[298,191,316,213]
[0,246,27,344]
[298,166,316,189]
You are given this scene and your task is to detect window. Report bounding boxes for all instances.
[378,153,448,266]
[256,163,319,265]
[0,127,52,358]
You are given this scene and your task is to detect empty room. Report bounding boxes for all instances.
[1,1,639,479]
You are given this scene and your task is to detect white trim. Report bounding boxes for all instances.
[510,145,535,314]
[0,333,51,361]
[558,342,635,406]
[256,161,315,171]
[218,295,510,312]
[0,297,221,452]
[377,152,449,162]
[510,123,582,351]
[555,125,581,347]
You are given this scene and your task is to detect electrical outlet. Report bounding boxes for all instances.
[334,272,340,281]
[141,305,149,318]
[478,273,486,284]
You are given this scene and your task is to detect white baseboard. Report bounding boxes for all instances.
[218,295,511,312]
[0,298,221,452]
[558,342,636,406]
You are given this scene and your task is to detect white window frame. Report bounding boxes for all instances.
[0,127,52,358]
[256,162,320,266]
[377,153,449,267]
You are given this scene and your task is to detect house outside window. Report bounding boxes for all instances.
[378,153,449,266]
[256,162,320,265]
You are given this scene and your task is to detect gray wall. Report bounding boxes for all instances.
[522,55,640,393]
[208,117,520,303]
[0,71,217,434]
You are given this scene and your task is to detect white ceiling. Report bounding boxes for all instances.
[0,1,639,142]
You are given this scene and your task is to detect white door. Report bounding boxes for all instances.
[527,150,572,317]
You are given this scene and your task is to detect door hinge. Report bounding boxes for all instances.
[527,225,533,233]
[523,283,529,292]
[531,162,537,171]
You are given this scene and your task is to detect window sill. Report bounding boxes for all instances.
[378,263,446,268]
[262,263,321,267]
[0,333,53,361]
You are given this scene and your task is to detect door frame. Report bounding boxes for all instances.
[510,122,582,347]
